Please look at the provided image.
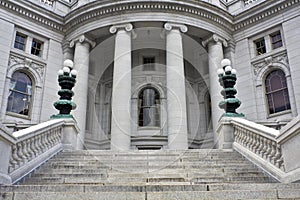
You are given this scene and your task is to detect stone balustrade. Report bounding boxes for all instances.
[0,118,79,185]
[217,117,300,183]
[9,126,63,173]
[232,120,284,170]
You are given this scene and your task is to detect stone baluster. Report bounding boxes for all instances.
[265,140,272,161]
[21,141,29,163]
[26,139,34,161]
[30,138,37,157]
[16,143,25,166]
[9,145,19,171]
[270,141,277,164]
[257,136,264,157]
[253,134,260,154]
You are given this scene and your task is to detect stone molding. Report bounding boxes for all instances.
[2,0,299,35]
[70,35,96,48]
[202,34,228,47]
[234,0,300,31]
[0,0,63,32]
[65,1,233,32]
[164,22,188,33]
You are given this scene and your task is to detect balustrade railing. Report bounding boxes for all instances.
[0,118,78,185]
[232,121,284,170]
[9,125,63,173]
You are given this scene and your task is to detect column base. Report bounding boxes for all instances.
[0,173,12,185]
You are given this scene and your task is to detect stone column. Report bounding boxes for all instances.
[109,23,134,150]
[164,23,188,150]
[202,34,227,147]
[70,35,95,150]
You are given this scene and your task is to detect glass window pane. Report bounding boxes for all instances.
[138,88,160,127]
[265,70,291,114]
[6,71,32,116]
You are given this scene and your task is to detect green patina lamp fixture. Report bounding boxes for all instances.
[51,59,77,119]
[218,59,244,117]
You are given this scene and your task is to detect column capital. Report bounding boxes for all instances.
[202,34,228,48]
[70,35,96,48]
[164,22,188,33]
[109,23,133,33]
[109,23,137,38]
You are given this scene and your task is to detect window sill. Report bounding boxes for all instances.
[138,126,161,130]
[267,109,292,119]
[10,49,46,64]
[6,112,31,120]
[251,47,286,63]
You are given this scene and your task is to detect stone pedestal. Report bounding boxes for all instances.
[164,23,188,150]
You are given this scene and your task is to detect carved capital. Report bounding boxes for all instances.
[109,23,137,38]
[164,22,188,33]
[70,35,96,48]
[202,34,228,47]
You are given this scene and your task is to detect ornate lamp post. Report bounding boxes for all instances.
[51,59,77,119]
[217,59,244,117]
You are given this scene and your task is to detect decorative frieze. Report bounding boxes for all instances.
[252,50,289,75]
[8,53,46,78]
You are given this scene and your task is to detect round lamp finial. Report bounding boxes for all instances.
[221,59,231,67]
[217,68,224,75]
[225,66,233,72]
[63,59,74,69]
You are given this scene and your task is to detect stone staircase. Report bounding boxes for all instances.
[1,149,300,199]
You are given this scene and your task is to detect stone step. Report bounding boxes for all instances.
[2,183,299,193]
[1,189,299,200]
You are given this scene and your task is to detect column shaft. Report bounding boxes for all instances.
[110,28,132,150]
[73,41,90,149]
[166,26,188,150]
[208,41,224,147]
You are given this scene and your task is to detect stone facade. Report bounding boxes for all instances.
[0,0,299,150]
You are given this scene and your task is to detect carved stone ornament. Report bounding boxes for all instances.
[8,54,45,78]
[202,34,228,47]
[252,51,289,75]
[70,35,96,48]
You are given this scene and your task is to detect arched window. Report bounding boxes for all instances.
[138,88,160,127]
[6,71,33,116]
[265,69,291,114]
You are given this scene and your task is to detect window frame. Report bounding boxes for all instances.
[143,56,156,71]
[6,70,34,119]
[264,69,291,115]
[249,27,285,59]
[138,87,161,128]
[12,28,48,60]
[31,38,43,57]
[14,32,27,51]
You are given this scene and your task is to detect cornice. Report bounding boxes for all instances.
[234,0,300,31]
[64,0,234,33]
[0,0,64,32]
